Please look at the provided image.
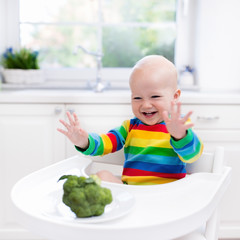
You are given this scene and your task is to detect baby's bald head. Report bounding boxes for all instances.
[129,55,178,92]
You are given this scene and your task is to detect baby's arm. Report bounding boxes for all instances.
[57,111,89,149]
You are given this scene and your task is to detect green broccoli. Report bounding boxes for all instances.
[58,175,112,218]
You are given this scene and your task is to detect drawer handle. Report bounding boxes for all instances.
[54,107,62,115]
[67,109,75,114]
[197,116,220,121]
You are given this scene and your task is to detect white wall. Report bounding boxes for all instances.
[0,0,7,53]
[0,0,20,53]
[194,0,240,91]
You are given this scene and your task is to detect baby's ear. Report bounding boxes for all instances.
[173,89,181,102]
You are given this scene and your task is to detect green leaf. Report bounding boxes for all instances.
[58,175,71,182]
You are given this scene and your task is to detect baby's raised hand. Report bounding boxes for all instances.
[162,101,194,140]
[57,111,89,149]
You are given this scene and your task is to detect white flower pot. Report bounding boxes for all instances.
[2,69,45,84]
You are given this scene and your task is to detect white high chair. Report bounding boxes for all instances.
[175,146,228,240]
[11,147,231,240]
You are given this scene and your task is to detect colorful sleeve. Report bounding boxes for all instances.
[75,120,130,156]
[170,128,204,163]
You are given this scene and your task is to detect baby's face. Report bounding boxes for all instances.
[130,65,179,126]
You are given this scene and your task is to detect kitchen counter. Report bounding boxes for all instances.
[0,89,240,104]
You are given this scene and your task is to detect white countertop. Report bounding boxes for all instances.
[0,89,240,104]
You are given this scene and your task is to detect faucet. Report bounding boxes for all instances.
[74,45,109,92]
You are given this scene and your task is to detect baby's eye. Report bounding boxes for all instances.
[133,97,142,100]
[151,95,161,98]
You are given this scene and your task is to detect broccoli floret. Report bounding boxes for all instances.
[58,175,112,218]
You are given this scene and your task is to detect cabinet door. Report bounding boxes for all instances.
[65,104,133,165]
[182,104,240,238]
[0,104,65,239]
[195,130,240,238]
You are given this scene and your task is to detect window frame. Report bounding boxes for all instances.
[0,0,196,89]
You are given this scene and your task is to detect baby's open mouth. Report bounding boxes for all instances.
[142,111,157,117]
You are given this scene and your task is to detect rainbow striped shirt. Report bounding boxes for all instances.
[76,118,203,185]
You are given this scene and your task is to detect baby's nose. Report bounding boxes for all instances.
[142,100,152,108]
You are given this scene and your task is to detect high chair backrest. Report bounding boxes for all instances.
[186,146,225,174]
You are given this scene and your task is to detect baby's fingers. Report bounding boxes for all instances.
[57,127,68,136]
[184,122,194,130]
[66,111,76,126]
[59,119,71,130]
[181,111,193,123]
[168,101,181,122]
[162,110,170,122]
[176,101,182,117]
[73,112,80,126]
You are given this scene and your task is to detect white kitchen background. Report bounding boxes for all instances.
[0,1,240,240]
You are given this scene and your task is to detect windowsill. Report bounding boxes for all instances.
[0,79,130,91]
[1,80,200,92]
[0,67,133,91]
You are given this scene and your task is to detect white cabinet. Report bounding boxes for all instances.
[182,104,240,239]
[0,104,65,239]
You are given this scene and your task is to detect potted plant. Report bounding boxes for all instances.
[1,47,45,84]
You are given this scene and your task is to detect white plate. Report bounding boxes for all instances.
[41,184,135,223]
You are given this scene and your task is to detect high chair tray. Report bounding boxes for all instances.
[11,155,231,240]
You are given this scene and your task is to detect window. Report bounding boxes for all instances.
[19,0,176,69]
[2,0,194,89]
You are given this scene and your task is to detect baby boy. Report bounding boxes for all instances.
[58,55,203,185]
